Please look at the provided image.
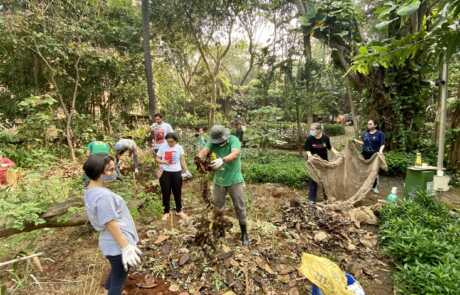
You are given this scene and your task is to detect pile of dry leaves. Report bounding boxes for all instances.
[133,197,389,295]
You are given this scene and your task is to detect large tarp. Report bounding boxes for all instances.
[305,142,388,210]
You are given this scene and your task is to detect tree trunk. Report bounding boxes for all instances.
[141,0,156,120]
[32,55,39,91]
[297,1,313,126]
[346,85,359,138]
[66,55,81,161]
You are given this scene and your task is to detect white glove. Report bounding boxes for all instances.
[181,170,192,179]
[210,158,224,170]
[121,244,142,271]
[134,168,139,174]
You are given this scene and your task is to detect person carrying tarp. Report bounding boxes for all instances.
[304,123,338,203]
[114,138,139,177]
[354,120,385,194]
[197,125,250,246]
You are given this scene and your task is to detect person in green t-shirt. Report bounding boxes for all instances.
[84,139,117,186]
[87,140,110,156]
[197,125,249,246]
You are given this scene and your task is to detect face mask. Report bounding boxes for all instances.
[309,130,317,137]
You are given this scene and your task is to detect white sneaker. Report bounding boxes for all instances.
[372,187,380,194]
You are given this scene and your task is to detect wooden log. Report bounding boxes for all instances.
[0,197,145,238]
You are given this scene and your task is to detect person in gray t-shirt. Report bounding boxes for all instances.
[83,155,142,295]
[114,138,139,177]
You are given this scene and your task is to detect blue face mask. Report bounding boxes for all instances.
[309,130,317,137]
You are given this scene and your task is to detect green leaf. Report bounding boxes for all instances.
[358,46,368,55]
[375,18,399,30]
[397,0,421,16]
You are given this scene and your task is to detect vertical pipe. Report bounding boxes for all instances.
[437,53,448,176]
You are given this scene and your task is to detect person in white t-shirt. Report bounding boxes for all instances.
[156,132,191,221]
[150,113,174,154]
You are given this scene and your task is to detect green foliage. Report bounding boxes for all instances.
[384,151,415,176]
[380,192,460,294]
[323,124,345,136]
[384,150,437,176]
[0,173,79,230]
[245,107,288,149]
[242,149,308,188]
[0,146,58,168]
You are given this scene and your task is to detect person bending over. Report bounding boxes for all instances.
[198,125,250,246]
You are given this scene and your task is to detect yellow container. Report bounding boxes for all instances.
[415,152,422,166]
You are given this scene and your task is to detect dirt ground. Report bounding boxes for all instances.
[0,171,401,295]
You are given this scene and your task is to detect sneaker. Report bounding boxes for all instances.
[161,213,170,221]
[372,187,380,194]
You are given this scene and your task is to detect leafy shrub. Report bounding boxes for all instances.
[383,151,414,176]
[383,151,437,176]
[323,124,345,136]
[0,146,58,168]
[0,129,20,144]
[0,173,79,230]
[242,149,309,188]
[380,192,460,294]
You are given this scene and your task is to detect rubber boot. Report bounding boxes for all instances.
[240,224,250,246]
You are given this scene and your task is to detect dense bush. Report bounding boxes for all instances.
[323,124,345,136]
[383,151,437,176]
[380,192,460,294]
[241,149,309,188]
[383,151,414,176]
[0,145,58,168]
[0,173,81,230]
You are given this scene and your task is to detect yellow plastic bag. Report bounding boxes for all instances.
[298,253,353,295]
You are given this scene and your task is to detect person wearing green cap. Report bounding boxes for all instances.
[87,139,110,156]
[197,125,249,246]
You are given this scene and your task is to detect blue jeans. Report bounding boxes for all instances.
[362,151,378,189]
[105,255,127,295]
[308,179,318,202]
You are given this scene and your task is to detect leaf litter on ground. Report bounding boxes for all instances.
[133,185,390,294]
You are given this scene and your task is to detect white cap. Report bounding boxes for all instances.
[391,187,398,194]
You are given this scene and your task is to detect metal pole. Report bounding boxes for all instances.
[437,52,448,176]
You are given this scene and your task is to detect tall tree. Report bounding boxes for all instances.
[141,0,157,120]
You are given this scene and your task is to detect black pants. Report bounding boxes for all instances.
[160,171,183,213]
[362,151,378,188]
[105,255,127,295]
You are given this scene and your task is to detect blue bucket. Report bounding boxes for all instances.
[311,273,358,295]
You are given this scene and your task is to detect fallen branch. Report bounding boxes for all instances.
[0,252,43,268]
[0,197,145,238]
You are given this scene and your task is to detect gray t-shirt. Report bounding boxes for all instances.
[114,139,137,152]
[84,187,139,256]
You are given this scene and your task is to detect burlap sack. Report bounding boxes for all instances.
[305,141,387,210]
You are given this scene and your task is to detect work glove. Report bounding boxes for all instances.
[182,170,192,179]
[121,244,142,271]
[134,168,139,174]
[210,158,224,170]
